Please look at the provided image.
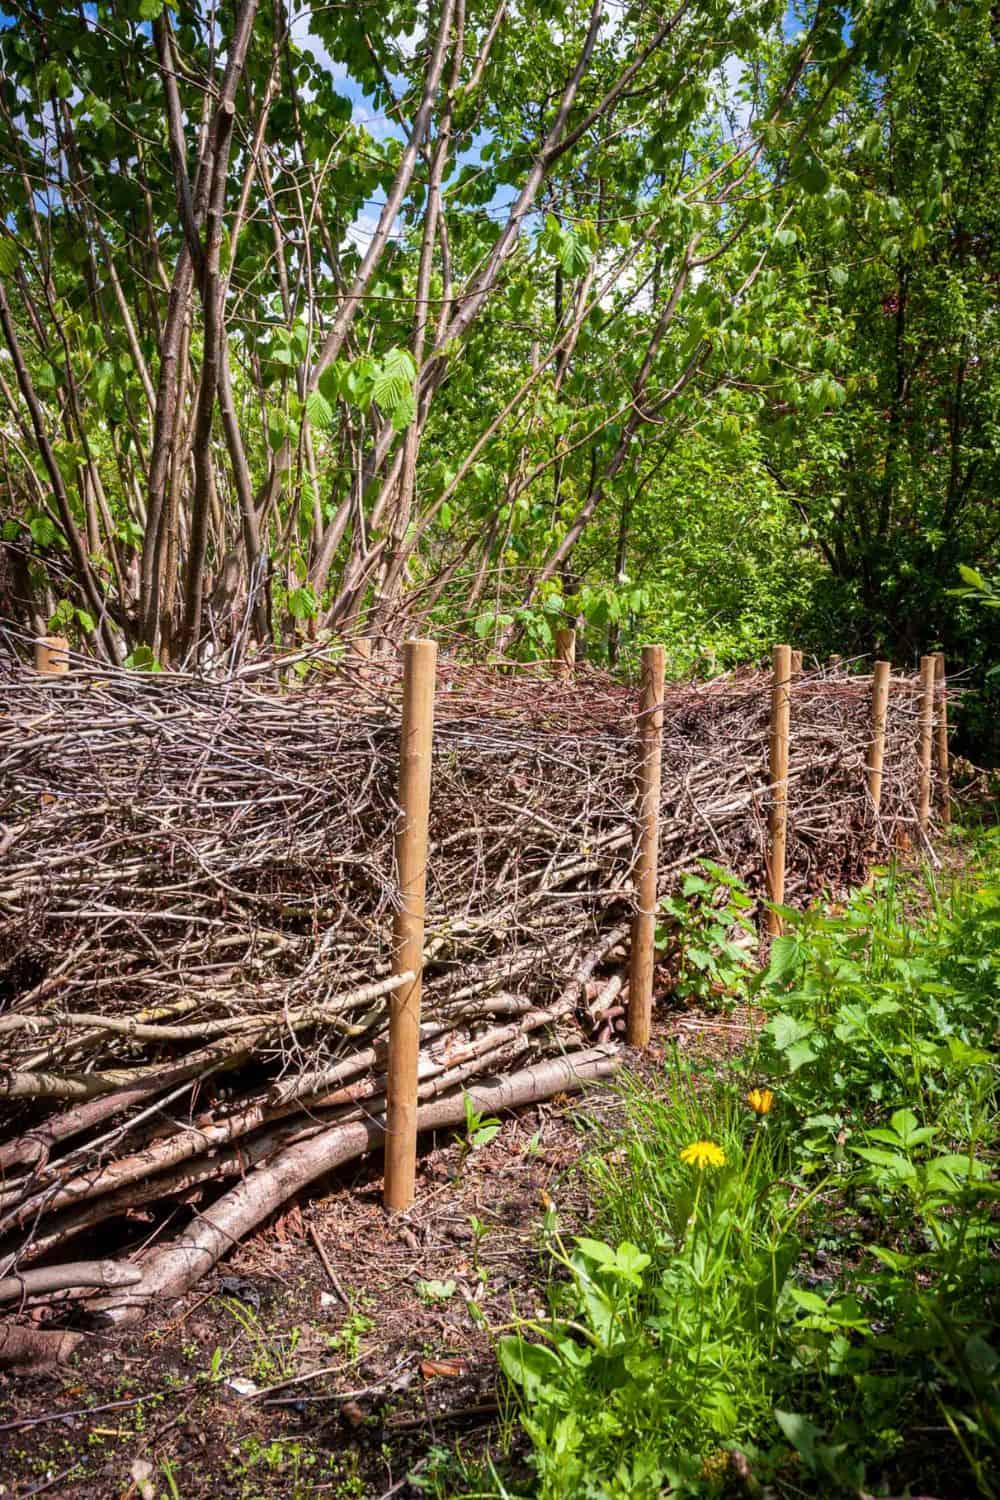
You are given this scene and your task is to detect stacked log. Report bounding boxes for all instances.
[0,654,927,1327]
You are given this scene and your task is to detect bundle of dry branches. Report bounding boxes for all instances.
[0,654,927,1329]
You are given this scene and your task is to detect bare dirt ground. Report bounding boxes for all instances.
[0,1008,750,1500]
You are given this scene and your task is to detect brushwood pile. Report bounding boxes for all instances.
[0,653,927,1313]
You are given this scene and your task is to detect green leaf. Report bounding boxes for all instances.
[767,1012,813,1052]
[389,386,416,432]
[371,347,417,427]
[29,516,59,548]
[785,1039,818,1071]
[868,1245,913,1271]
[612,1243,651,1282]
[498,1337,563,1401]
[888,1108,935,1147]
[318,363,346,405]
[267,408,288,448]
[767,936,801,982]
[81,94,111,131]
[415,1278,456,1304]
[801,158,831,194]
[0,239,19,278]
[925,1153,983,1187]
[964,1335,999,1376]
[123,645,162,673]
[789,1289,828,1315]
[574,1238,616,1267]
[305,391,334,430]
[287,585,318,621]
[775,1409,823,1469]
[851,1146,917,1182]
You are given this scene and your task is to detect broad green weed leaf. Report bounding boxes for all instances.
[574,1237,617,1266]
[775,1409,823,1468]
[851,1146,917,1182]
[767,935,801,981]
[498,1337,564,1402]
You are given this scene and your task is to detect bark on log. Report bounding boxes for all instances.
[94,1047,617,1326]
[0,1084,176,1173]
[0,1324,83,1368]
[0,1259,141,1303]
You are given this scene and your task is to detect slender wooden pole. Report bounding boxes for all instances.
[933,652,951,826]
[790,648,803,679]
[627,644,665,1049]
[766,644,792,937]
[554,627,576,680]
[917,654,935,834]
[34,636,69,675]
[866,661,891,813]
[384,638,437,1212]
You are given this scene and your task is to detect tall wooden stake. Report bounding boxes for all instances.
[555,627,576,680]
[767,644,792,937]
[917,654,935,834]
[384,638,437,1212]
[933,652,951,826]
[790,648,803,679]
[35,636,69,675]
[866,661,891,813]
[627,644,665,1049]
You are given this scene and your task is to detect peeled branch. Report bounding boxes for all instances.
[0,1258,141,1303]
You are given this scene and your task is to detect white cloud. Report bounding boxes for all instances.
[392,27,420,61]
[352,103,404,143]
[343,209,382,254]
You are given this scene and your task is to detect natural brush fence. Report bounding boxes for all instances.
[0,639,950,1338]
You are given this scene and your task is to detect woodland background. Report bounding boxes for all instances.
[0,0,997,745]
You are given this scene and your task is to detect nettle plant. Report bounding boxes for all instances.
[656,861,757,1007]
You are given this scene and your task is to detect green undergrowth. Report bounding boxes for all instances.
[429,832,999,1500]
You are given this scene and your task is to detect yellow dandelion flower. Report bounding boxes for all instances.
[680,1140,726,1170]
[747,1087,775,1116]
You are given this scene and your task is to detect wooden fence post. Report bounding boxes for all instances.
[790,649,803,679]
[767,644,792,937]
[917,654,935,834]
[35,636,69,676]
[626,644,665,1049]
[384,638,437,1212]
[933,652,951,826]
[555,627,576,680]
[866,661,891,814]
